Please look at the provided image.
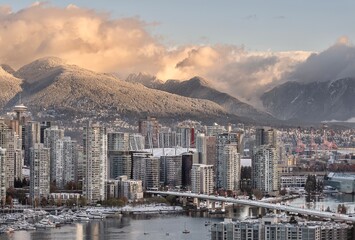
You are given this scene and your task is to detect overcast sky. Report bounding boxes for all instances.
[4,0,355,51]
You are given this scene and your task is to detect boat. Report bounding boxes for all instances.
[35,219,56,228]
[75,212,90,221]
[205,221,211,226]
[182,223,190,234]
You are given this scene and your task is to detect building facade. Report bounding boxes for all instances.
[29,143,50,206]
[191,164,214,194]
[83,122,108,204]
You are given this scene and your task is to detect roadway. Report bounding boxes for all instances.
[147,191,355,223]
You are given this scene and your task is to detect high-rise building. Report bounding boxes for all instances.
[108,132,130,151]
[0,119,22,189]
[132,152,160,189]
[221,144,240,191]
[129,133,145,151]
[255,128,277,147]
[108,132,131,179]
[117,175,144,201]
[0,148,6,204]
[44,126,64,184]
[206,136,216,166]
[55,137,78,188]
[40,121,51,144]
[24,121,41,165]
[110,151,131,179]
[30,143,50,206]
[76,145,84,185]
[191,164,214,194]
[196,133,207,164]
[160,155,182,187]
[83,122,108,204]
[181,153,193,188]
[252,146,279,193]
[216,133,238,189]
[138,116,160,148]
[176,126,195,148]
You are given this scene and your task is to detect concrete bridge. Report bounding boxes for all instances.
[147,191,355,223]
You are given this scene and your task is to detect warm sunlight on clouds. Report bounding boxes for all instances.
[0,3,320,105]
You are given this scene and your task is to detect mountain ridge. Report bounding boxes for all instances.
[262,78,355,122]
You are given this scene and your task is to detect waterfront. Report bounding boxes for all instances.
[0,193,354,240]
[0,214,221,240]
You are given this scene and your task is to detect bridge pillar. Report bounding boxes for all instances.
[258,207,263,217]
[206,200,210,209]
[193,198,200,209]
[221,202,225,212]
[182,197,187,207]
[248,207,253,217]
[211,201,216,211]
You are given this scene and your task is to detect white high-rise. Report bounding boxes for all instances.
[55,137,78,188]
[83,122,107,204]
[44,126,64,184]
[216,133,238,189]
[252,146,279,193]
[0,148,6,204]
[222,144,241,191]
[30,143,50,205]
[191,164,214,194]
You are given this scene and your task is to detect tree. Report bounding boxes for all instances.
[78,197,87,207]
[22,178,29,187]
[279,188,287,196]
[316,180,323,193]
[166,195,177,205]
[252,189,263,200]
[305,175,317,194]
[40,197,47,207]
[65,181,78,190]
[66,199,76,208]
[338,204,347,214]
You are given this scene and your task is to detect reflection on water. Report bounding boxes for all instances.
[288,193,355,213]
[1,195,350,240]
[0,214,222,240]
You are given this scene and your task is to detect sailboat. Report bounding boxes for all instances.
[182,222,190,234]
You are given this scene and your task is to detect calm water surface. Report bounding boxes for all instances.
[1,214,223,240]
[1,194,351,240]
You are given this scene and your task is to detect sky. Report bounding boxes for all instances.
[4,0,355,51]
[0,1,354,107]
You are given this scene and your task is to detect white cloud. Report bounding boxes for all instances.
[0,3,314,106]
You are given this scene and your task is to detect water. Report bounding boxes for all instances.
[287,193,355,214]
[2,194,352,240]
[1,214,222,240]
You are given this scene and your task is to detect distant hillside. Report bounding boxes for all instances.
[129,75,278,124]
[0,66,22,108]
[262,78,355,122]
[1,57,246,124]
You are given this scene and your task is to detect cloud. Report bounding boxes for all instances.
[286,36,355,83]
[0,3,311,106]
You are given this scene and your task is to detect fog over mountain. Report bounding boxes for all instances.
[262,38,355,122]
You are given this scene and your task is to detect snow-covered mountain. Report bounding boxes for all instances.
[0,65,22,108]
[1,57,245,124]
[262,78,355,122]
[127,75,279,124]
